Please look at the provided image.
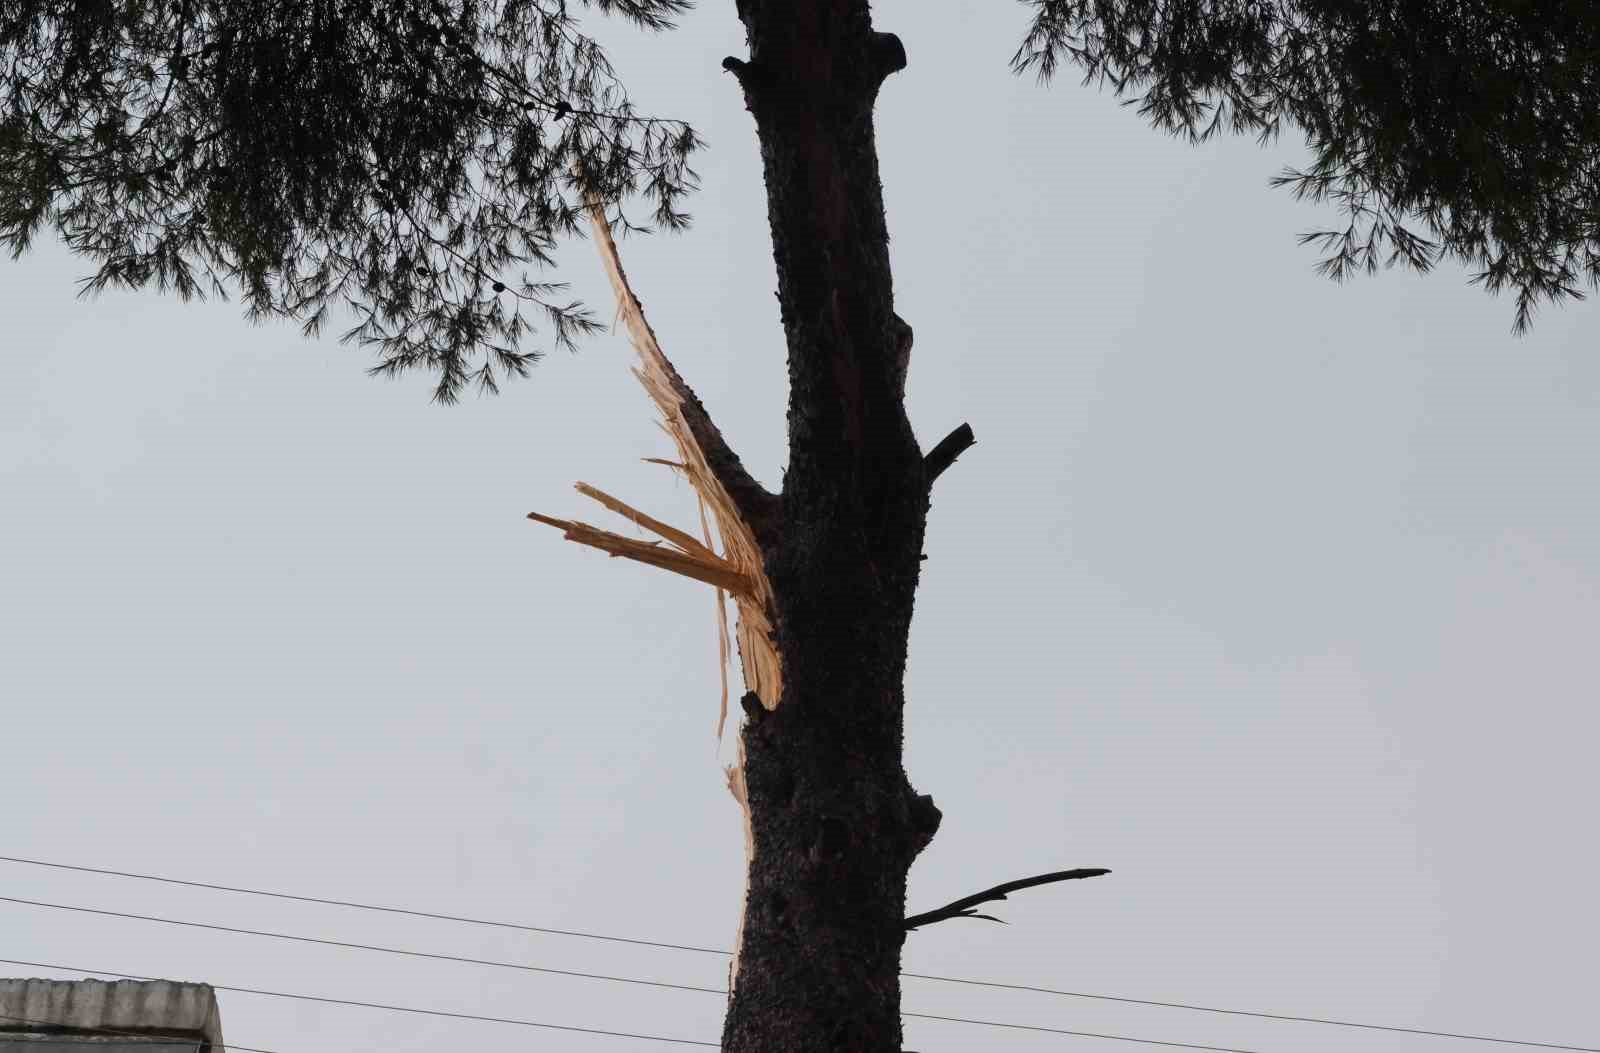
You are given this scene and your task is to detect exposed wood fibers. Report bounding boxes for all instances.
[527,199,783,994]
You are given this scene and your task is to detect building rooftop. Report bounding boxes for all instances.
[0,979,225,1052]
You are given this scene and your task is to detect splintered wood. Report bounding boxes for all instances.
[527,200,782,724]
[529,200,780,992]
[526,486,748,595]
[526,199,787,995]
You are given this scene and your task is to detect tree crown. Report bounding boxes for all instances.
[1017,0,1600,332]
[4,1,1595,402]
[1,0,697,401]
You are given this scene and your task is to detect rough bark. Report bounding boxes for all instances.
[721,2,938,1050]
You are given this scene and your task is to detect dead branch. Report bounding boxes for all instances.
[903,867,1110,931]
[925,422,975,485]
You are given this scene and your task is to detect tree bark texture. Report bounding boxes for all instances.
[721,2,939,1050]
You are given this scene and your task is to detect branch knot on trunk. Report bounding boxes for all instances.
[868,31,907,83]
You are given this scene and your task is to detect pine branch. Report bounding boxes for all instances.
[903,867,1110,931]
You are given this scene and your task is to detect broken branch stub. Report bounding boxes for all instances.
[528,199,782,714]
[527,197,784,996]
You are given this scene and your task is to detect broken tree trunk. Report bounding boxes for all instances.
[532,6,1078,1050]
[533,181,935,1050]
[717,5,940,1051]
[537,2,941,1046]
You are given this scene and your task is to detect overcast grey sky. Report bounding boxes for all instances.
[4,3,1598,1053]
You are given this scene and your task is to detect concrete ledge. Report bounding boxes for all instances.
[0,979,224,1051]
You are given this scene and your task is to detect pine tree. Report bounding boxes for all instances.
[5,2,1597,1050]
[1016,0,1600,332]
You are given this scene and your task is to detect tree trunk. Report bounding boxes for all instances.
[721,3,939,1050]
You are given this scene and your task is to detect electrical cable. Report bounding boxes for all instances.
[6,854,1596,1053]
[0,895,725,997]
[900,973,1600,1052]
[10,952,1598,1053]
[0,959,718,1048]
[2,958,1272,1053]
[0,897,1294,1052]
[0,855,725,956]
[904,1010,1263,1052]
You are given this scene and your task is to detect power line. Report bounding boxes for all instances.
[0,855,725,957]
[6,854,1596,1053]
[0,1010,282,1053]
[904,1010,1263,1052]
[901,973,1600,1053]
[0,895,726,998]
[0,896,1303,1052]
[0,960,718,1048]
[0,958,1271,1053]
[9,952,1593,1053]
